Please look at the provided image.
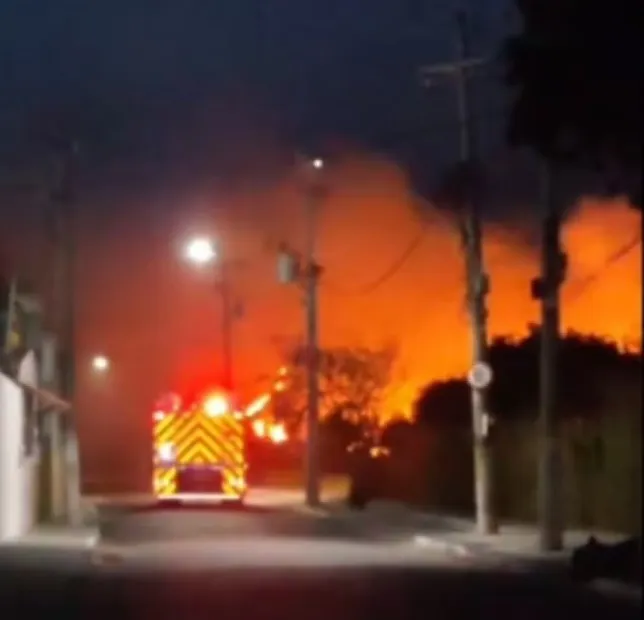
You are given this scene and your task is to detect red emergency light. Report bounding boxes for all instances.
[203,392,230,417]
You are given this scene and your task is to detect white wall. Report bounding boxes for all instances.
[0,352,39,541]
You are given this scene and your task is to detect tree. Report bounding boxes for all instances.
[414,378,471,429]
[415,331,642,426]
[381,419,416,451]
[504,0,642,207]
[278,344,397,437]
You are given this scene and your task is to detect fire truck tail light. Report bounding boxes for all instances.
[158,442,175,462]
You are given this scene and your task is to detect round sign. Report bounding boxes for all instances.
[467,362,493,389]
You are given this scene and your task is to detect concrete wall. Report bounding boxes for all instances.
[0,362,38,541]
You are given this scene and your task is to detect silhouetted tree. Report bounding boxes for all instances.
[414,378,471,429]
[504,0,642,207]
[280,344,397,435]
[381,419,416,451]
[320,409,363,449]
[415,332,642,426]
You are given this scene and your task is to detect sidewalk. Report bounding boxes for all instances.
[406,512,641,600]
[414,518,627,558]
[0,525,97,550]
[352,501,627,554]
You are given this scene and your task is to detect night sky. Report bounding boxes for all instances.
[1,0,517,210]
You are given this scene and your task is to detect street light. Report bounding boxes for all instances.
[91,355,110,373]
[185,237,216,265]
[181,235,238,391]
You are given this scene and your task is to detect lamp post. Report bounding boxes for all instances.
[184,236,236,391]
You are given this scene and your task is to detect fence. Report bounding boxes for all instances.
[387,410,642,535]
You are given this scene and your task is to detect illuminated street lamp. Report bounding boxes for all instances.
[91,355,110,373]
[181,234,240,391]
[185,237,216,265]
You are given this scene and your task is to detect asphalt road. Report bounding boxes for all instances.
[0,499,640,619]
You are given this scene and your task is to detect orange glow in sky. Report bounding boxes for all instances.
[71,153,641,487]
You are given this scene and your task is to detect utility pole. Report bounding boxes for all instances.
[186,237,244,393]
[218,260,234,391]
[2,277,18,355]
[531,160,567,551]
[277,157,325,508]
[303,159,324,508]
[50,138,82,526]
[51,139,78,403]
[419,10,497,534]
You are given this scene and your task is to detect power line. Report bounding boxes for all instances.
[316,140,514,301]
[565,233,642,303]
[322,200,641,302]
[323,225,429,296]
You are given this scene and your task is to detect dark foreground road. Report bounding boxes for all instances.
[0,542,640,620]
[0,502,640,620]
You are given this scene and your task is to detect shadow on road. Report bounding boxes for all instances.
[0,563,640,620]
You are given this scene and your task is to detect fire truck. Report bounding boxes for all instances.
[152,390,248,504]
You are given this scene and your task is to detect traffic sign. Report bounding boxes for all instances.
[467,362,493,389]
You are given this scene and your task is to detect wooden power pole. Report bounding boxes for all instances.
[420,10,497,534]
[277,157,325,508]
[50,138,82,525]
[50,139,78,402]
[531,161,567,551]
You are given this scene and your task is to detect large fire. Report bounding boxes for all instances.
[73,153,641,483]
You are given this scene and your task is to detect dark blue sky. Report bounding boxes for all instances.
[1,0,526,208]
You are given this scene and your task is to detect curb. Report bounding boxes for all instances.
[0,531,99,550]
[90,544,127,567]
[290,505,333,518]
[412,539,642,601]
[412,535,472,557]
[289,500,347,518]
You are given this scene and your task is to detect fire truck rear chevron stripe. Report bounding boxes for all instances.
[163,429,230,466]
[158,411,238,445]
[179,428,241,466]
[152,407,246,499]
[155,413,176,436]
[159,415,243,464]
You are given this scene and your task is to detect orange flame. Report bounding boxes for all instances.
[268,423,288,444]
[252,419,266,438]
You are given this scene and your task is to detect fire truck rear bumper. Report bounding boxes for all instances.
[156,492,244,505]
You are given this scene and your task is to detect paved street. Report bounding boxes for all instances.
[0,489,640,618]
[0,542,639,619]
